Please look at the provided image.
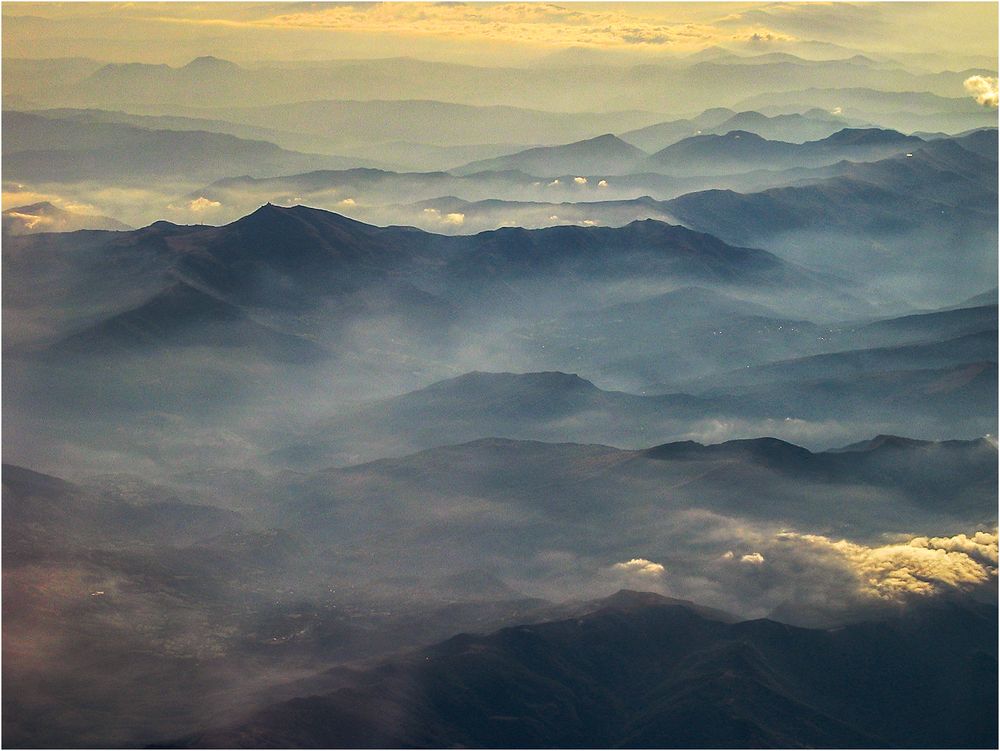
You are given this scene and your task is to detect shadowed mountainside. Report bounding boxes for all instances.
[171,591,998,749]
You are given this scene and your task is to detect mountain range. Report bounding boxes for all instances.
[172,591,998,749]
[2,111,387,183]
[620,108,866,152]
[3,15,999,751]
[9,54,993,115]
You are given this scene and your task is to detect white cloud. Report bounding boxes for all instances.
[612,558,666,577]
[740,552,765,565]
[337,197,356,207]
[547,179,561,186]
[573,176,588,184]
[964,75,998,108]
[187,196,221,213]
[597,179,609,188]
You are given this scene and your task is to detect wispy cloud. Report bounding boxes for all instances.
[135,2,790,52]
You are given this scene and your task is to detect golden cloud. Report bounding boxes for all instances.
[188,196,222,213]
[4,211,53,230]
[612,558,666,577]
[148,3,793,51]
[778,530,998,600]
[964,75,999,108]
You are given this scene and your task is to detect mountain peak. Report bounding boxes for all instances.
[831,434,934,453]
[424,370,597,396]
[6,201,60,213]
[644,437,813,465]
[595,589,673,610]
[233,202,361,229]
[819,127,913,145]
[719,129,768,141]
[585,590,739,623]
[181,55,241,71]
[589,132,625,144]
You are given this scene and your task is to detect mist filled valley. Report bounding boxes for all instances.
[2,3,998,748]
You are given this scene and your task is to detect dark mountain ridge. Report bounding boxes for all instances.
[170,592,998,748]
[9,204,835,357]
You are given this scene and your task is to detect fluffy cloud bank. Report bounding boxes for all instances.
[964,75,998,108]
[188,196,222,212]
[776,530,998,600]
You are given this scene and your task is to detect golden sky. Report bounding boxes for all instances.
[2,2,997,67]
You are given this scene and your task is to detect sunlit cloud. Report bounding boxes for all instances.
[4,211,52,230]
[421,207,466,226]
[964,75,999,108]
[187,196,222,213]
[776,530,998,600]
[3,2,995,64]
[242,3,715,49]
[612,558,666,577]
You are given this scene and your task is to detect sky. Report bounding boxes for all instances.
[3,2,997,68]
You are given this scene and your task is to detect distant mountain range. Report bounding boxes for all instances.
[664,129,998,300]
[8,53,993,115]
[734,87,998,133]
[620,108,866,152]
[450,127,926,179]
[184,127,993,239]
[645,127,924,176]
[453,133,648,176]
[2,111,389,183]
